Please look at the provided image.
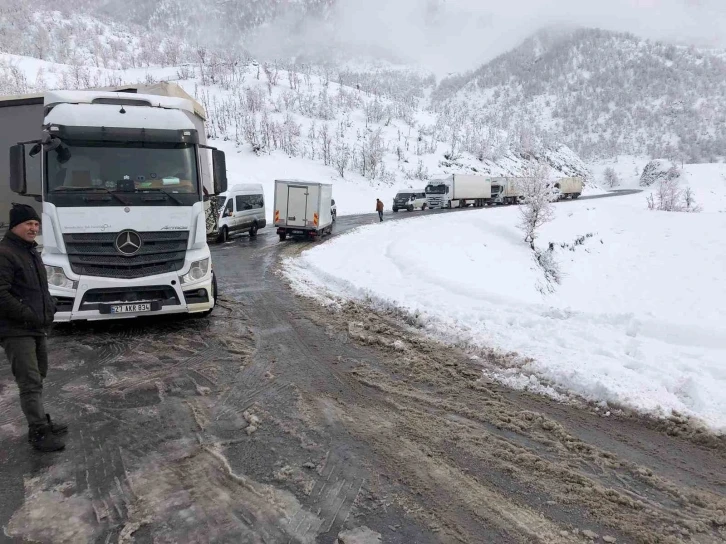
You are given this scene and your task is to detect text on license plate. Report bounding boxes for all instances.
[111,303,151,314]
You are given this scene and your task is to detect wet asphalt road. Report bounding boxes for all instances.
[2,188,725,544]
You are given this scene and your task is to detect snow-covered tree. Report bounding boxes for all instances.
[517,163,556,245]
[603,167,620,188]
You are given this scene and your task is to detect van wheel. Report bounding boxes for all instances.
[392,208,398,213]
[279,232,287,242]
[407,205,413,212]
[217,226,229,243]
[249,222,258,237]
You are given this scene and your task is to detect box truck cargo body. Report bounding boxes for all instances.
[2,83,228,322]
[553,177,583,199]
[274,180,333,241]
[425,174,492,209]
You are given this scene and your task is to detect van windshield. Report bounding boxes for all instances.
[395,193,413,199]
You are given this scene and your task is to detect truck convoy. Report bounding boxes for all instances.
[425,174,583,209]
[274,179,333,241]
[1,83,228,321]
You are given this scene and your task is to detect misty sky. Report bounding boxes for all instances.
[326,0,726,75]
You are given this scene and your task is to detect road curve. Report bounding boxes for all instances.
[1,188,724,544]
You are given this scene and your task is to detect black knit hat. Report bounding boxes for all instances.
[9,204,41,230]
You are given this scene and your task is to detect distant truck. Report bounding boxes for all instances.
[424,174,492,209]
[552,177,583,199]
[274,180,333,241]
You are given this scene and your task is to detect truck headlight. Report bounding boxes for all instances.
[181,258,210,284]
[45,266,76,290]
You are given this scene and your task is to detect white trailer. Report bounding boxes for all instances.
[425,174,492,209]
[274,180,333,241]
[553,177,583,199]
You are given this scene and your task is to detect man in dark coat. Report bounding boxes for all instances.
[0,204,67,451]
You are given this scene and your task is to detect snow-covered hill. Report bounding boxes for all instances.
[433,27,726,163]
[284,165,726,432]
[1,8,593,218]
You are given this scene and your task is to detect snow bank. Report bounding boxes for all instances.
[284,175,726,432]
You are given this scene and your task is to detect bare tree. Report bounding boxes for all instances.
[517,163,555,245]
[603,167,620,188]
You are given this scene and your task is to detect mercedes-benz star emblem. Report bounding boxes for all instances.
[115,230,142,256]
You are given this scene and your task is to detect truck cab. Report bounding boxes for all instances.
[424,179,451,209]
[7,89,228,321]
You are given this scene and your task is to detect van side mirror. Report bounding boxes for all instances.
[212,149,228,194]
[10,144,28,195]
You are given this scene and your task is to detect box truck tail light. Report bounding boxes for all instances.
[313,213,319,226]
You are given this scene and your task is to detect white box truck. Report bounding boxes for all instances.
[274,180,333,241]
[424,174,492,209]
[552,177,583,199]
[3,83,228,321]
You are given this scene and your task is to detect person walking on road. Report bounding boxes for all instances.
[0,204,67,452]
[376,198,384,222]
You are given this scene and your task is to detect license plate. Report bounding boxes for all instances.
[291,230,305,234]
[100,302,160,314]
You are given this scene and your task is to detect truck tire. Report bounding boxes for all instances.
[279,232,287,242]
[572,193,581,199]
[446,201,452,209]
[218,226,229,243]
[421,203,427,210]
[249,222,258,237]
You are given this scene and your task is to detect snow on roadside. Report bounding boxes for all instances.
[283,180,726,433]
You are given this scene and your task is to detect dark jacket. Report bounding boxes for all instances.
[0,232,56,337]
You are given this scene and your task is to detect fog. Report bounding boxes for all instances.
[249,0,726,76]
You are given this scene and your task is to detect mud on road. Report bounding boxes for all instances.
[1,204,724,544]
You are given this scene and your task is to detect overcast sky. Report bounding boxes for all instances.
[326,0,726,75]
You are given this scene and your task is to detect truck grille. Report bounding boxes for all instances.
[64,231,189,279]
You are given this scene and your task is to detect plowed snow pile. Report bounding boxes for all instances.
[284,165,726,433]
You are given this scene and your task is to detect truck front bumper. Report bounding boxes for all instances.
[50,271,214,322]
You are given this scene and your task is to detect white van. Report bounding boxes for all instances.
[217,184,267,242]
[392,189,427,212]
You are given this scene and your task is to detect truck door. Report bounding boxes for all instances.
[287,185,308,227]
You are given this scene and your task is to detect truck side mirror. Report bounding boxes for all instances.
[212,149,228,194]
[9,144,28,195]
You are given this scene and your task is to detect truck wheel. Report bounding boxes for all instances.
[572,193,580,199]
[446,201,452,209]
[421,203,427,210]
[217,226,229,243]
[249,222,258,237]
[279,232,287,242]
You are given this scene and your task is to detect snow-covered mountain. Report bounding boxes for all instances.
[433,27,726,163]
[1,7,595,219]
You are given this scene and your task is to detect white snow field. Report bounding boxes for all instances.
[284,165,726,432]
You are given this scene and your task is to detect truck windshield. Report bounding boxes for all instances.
[45,141,200,207]
[425,184,446,195]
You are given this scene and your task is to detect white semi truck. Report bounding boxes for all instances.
[424,174,492,209]
[3,84,228,321]
[274,179,333,241]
